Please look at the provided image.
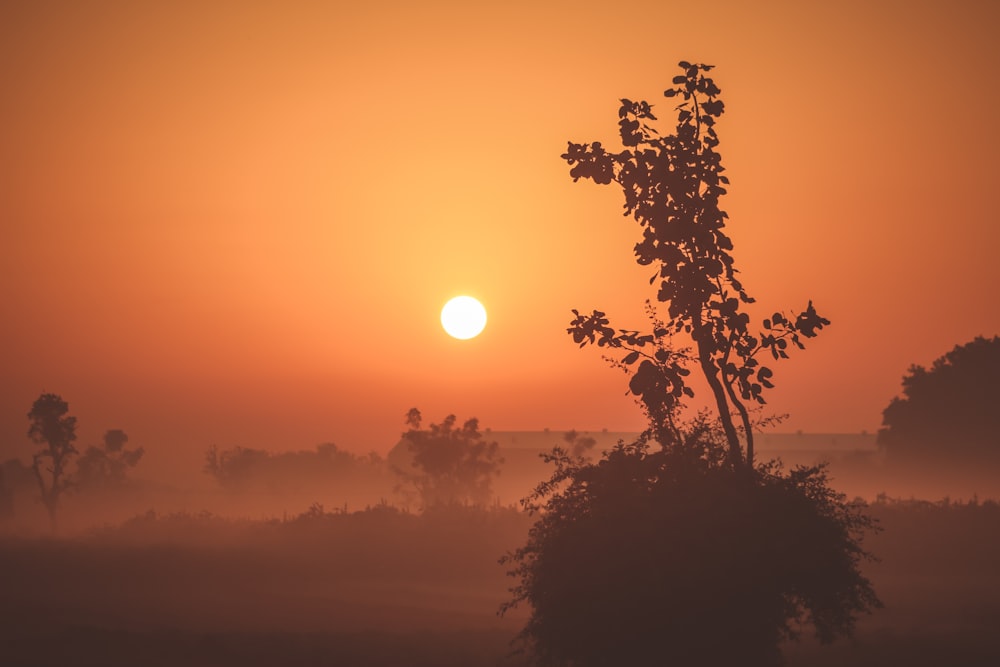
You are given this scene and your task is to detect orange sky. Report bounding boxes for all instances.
[2,0,998,478]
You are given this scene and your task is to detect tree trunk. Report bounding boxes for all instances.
[694,329,744,467]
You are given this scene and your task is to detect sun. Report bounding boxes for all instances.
[441,296,487,340]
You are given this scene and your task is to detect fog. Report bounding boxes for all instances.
[2,425,999,666]
[8,431,999,535]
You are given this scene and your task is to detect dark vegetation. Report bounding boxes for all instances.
[503,436,879,667]
[879,335,1000,467]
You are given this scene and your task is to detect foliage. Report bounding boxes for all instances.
[502,431,881,667]
[878,335,1000,464]
[27,393,78,530]
[394,408,502,509]
[563,61,828,467]
[76,429,144,489]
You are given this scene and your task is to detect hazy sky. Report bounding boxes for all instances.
[2,0,998,476]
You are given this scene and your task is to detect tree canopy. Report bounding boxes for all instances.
[878,335,1000,464]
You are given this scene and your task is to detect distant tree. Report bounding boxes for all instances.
[562,429,597,459]
[395,408,502,508]
[502,62,879,666]
[203,445,272,488]
[878,335,1000,465]
[203,442,388,495]
[27,393,78,531]
[76,429,145,489]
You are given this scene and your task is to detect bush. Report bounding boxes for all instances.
[503,435,881,667]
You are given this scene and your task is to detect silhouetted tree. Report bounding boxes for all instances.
[76,429,145,489]
[503,62,878,666]
[564,62,828,468]
[878,335,1000,465]
[394,408,502,508]
[27,393,78,531]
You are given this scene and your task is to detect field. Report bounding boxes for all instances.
[2,498,999,666]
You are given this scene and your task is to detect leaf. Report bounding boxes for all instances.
[623,351,640,365]
[701,100,725,116]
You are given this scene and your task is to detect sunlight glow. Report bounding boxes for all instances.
[441,296,487,340]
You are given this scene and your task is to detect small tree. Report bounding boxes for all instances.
[76,429,145,489]
[878,335,1000,465]
[394,408,502,508]
[27,393,78,531]
[564,62,828,467]
[503,63,879,666]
